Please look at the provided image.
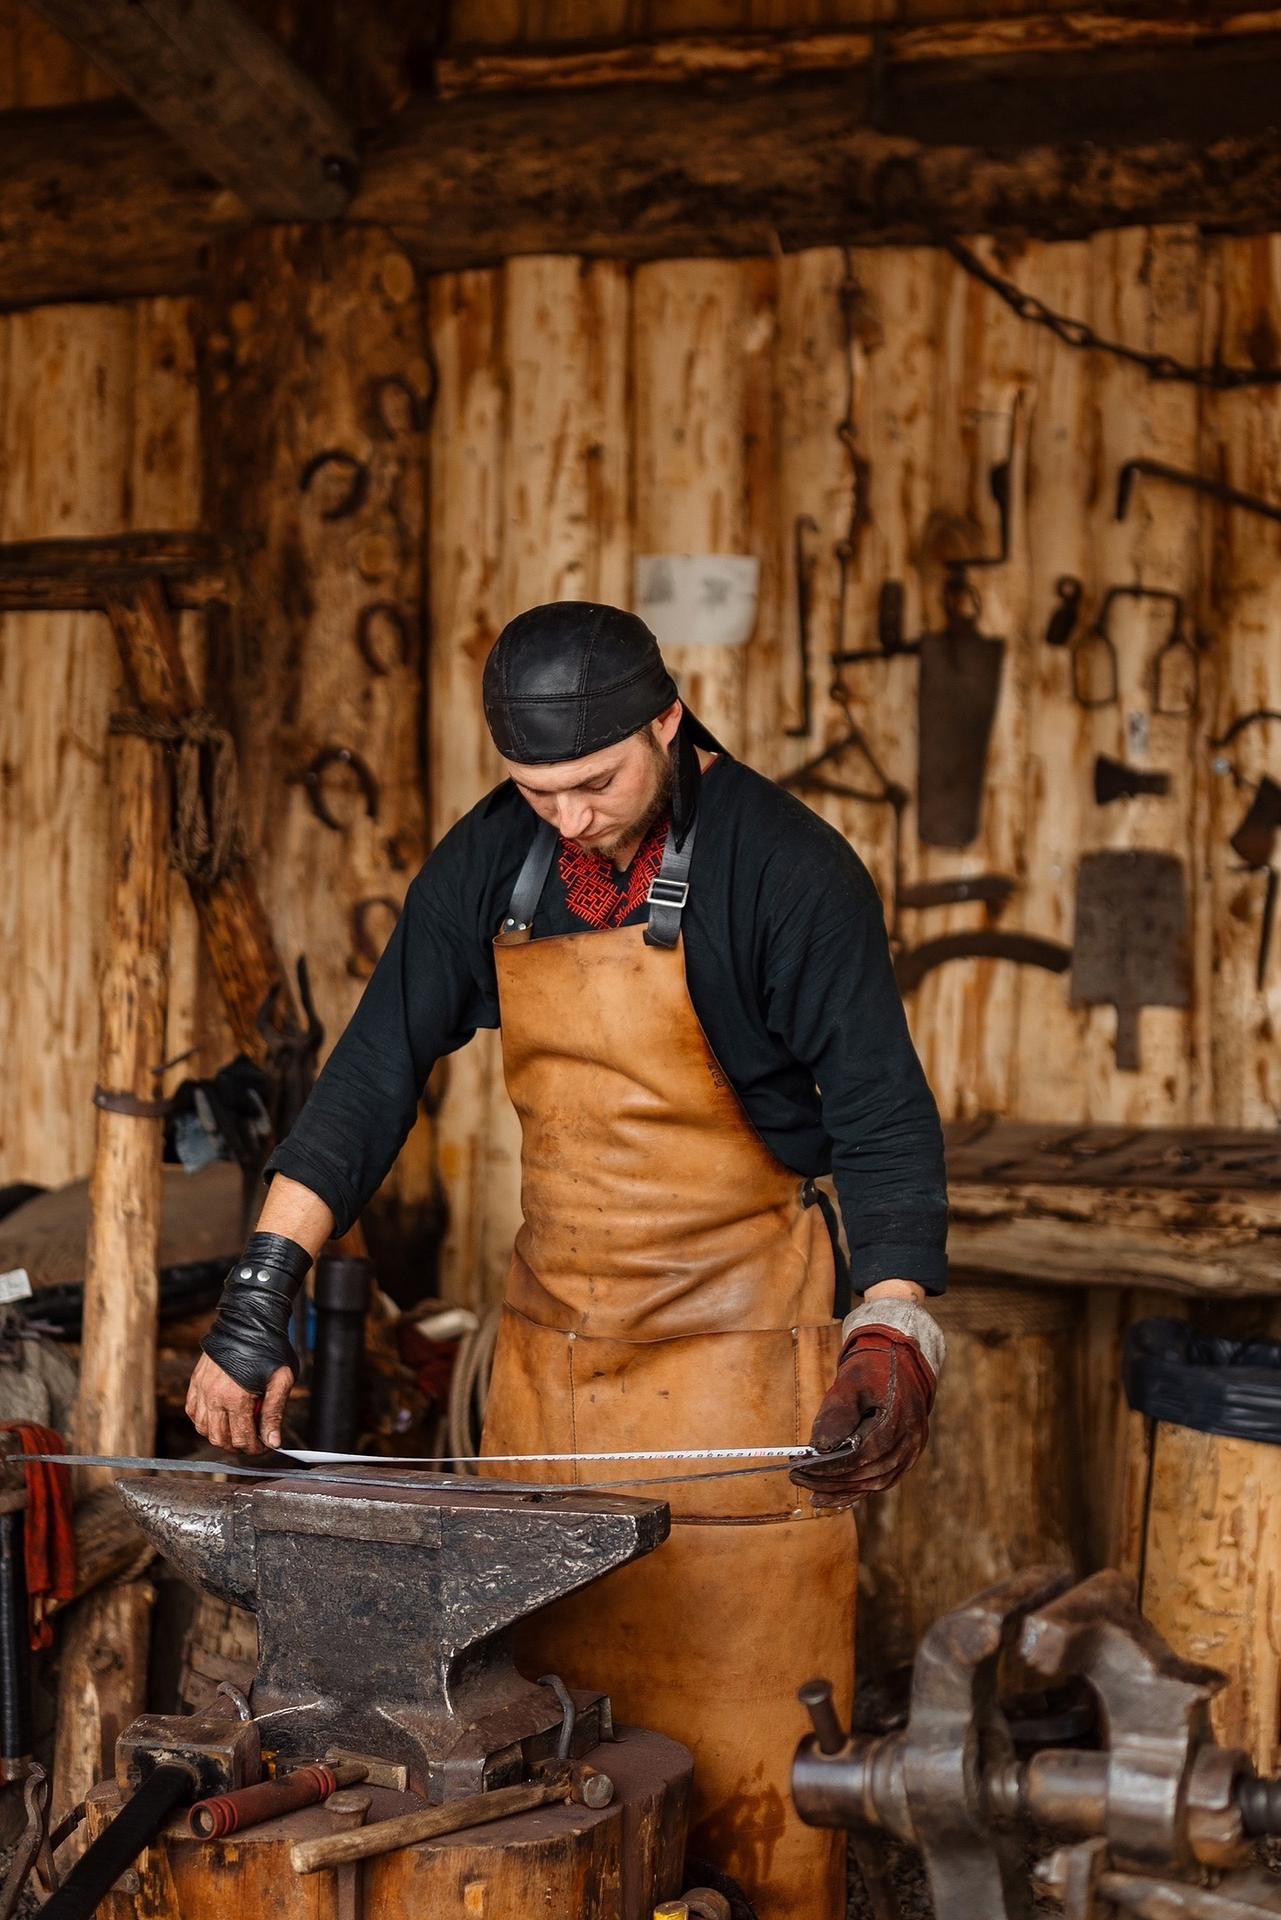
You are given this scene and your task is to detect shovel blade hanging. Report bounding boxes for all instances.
[1069,850,1190,1071]
[917,629,1005,849]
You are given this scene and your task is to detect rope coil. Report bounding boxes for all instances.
[109,709,244,886]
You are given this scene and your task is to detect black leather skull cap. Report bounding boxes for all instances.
[484,600,714,765]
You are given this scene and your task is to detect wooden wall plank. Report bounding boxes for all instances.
[125,297,226,1091]
[745,246,845,786]
[427,268,508,1311]
[1082,225,1203,1125]
[1009,237,1094,1122]
[1,304,132,1186]
[633,259,774,753]
[908,242,1035,1118]
[200,227,435,1268]
[1202,233,1281,1127]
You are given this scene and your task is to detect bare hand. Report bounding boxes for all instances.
[185,1354,295,1454]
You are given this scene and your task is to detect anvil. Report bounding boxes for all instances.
[119,1470,669,1801]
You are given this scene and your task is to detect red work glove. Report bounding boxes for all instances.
[790,1328,937,1510]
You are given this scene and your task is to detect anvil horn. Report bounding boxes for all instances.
[117,1479,257,1611]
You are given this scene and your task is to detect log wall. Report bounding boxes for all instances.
[427,229,1281,1305]
[5,226,1281,1321]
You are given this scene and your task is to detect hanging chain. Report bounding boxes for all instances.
[944,237,1281,391]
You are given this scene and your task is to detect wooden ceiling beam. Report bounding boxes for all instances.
[22,0,358,220]
[435,6,1281,97]
[7,30,1281,309]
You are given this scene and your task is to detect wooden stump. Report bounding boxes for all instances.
[1139,1419,1281,1772]
[856,1277,1087,1675]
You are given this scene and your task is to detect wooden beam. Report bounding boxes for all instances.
[436,7,1281,97]
[946,1121,1281,1296]
[9,30,1281,307]
[0,532,230,611]
[24,0,357,220]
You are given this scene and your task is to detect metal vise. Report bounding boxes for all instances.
[120,1470,668,1802]
[793,1568,1281,1920]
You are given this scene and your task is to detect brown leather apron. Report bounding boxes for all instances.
[480,816,856,1919]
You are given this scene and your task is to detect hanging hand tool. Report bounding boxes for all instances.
[1093,755,1172,805]
[1070,850,1190,1070]
[1117,457,1281,528]
[1071,586,1199,716]
[1210,712,1281,991]
[785,515,820,739]
[1044,576,1084,649]
[917,571,1005,848]
[897,874,1017,914]
[779,709,910,934]
[894,930,1070,996]
[1228,777,1281,990]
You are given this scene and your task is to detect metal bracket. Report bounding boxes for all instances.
[1117,458,1281,529]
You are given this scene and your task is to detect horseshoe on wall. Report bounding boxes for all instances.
[299,449,370,521]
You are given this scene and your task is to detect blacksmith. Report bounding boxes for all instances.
[186,602,948,1919]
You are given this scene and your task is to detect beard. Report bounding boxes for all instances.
[585,732,674,863]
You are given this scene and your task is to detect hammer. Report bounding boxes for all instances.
[289,1767,615,1875]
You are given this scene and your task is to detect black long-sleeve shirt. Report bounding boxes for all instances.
[268,755,948,1293]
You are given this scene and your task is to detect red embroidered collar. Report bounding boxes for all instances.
[558,818,668,930]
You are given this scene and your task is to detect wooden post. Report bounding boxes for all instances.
[1140,1416,1281,1771]
[56,674,171,1825]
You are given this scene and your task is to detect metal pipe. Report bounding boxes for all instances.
[306,1255,372,1454]
[0,1509,32,1768]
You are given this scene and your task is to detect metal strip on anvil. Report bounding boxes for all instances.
[13,1442,853,1496]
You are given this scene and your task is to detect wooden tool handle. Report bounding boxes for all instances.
[289,1778,569,1874]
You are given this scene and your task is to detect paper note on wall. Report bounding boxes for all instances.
[0,1267,32,1304]
[634,554,760,651]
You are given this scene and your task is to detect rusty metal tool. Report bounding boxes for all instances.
[792,1568,1281,1920]
[897,874,1017,914]
[1070,850,1190,1070]
[1228,778,1281,989]
[1071,586,1198,716]
[895,929,1070,996]
[1045,576,1084,649]
[785,514,820,738]
[113,1467,668,1798]
[189,1760,368,1838]
[917,572,1006,848]
[1117,458,1281,529]
[289,1770,611,1875]
[1210,714,1281,990]
[1094,756,1172,805]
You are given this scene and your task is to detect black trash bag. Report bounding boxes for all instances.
[1123,1317,1281,1447]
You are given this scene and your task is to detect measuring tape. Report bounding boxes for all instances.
[15,1443,855,1494]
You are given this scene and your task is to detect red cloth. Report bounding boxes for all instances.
[1,1423,77,1649]
[557,817,668,929]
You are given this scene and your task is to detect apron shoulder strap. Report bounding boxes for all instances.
[644,814,697,950]
[501,820,558,937]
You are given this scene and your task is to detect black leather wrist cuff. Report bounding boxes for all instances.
[201,1240,309,1395]
[244,1232,313,1284]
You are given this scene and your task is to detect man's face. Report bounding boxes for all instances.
[503,701,681,862]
